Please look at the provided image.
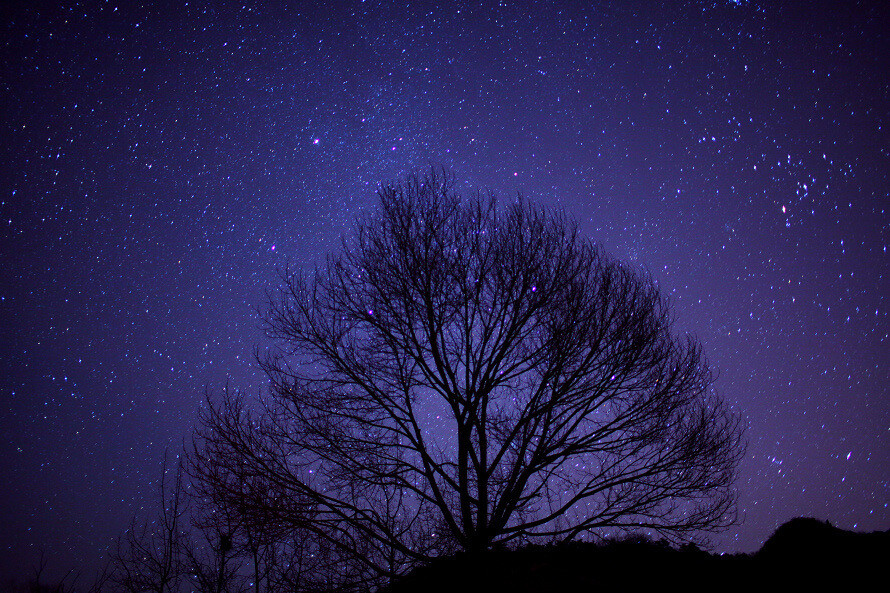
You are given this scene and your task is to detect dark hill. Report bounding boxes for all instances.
[758,516,888,562]
[383,518,889,592]
[754,516,890,585]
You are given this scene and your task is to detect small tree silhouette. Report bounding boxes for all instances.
[192,170,745,589]
[110,453,189,593]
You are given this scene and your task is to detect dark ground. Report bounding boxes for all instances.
[383,518,890,592]
[8,517,886,592]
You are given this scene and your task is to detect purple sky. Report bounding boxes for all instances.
[1,0,887,581]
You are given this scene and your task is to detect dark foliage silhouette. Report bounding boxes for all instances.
[192,170,746,589]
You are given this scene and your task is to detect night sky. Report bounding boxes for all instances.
[1,0,887,581]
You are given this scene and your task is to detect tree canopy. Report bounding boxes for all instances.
[192,171,745,590]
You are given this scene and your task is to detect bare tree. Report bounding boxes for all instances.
[110,453,189,593]
[193,171,745,588]
[183,520,245,593]
[188,408,299,593]
[110,449,273,593]
[20,547,109,593]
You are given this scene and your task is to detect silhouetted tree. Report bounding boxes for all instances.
[110,454,189,593]
[183,522,245,593]
[19,547,109,593]
[193,171,745,588]
[187,419,299,593]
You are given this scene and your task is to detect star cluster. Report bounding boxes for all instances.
[1,0,887,580]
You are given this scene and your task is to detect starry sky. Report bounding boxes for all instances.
[1,0,887,581]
